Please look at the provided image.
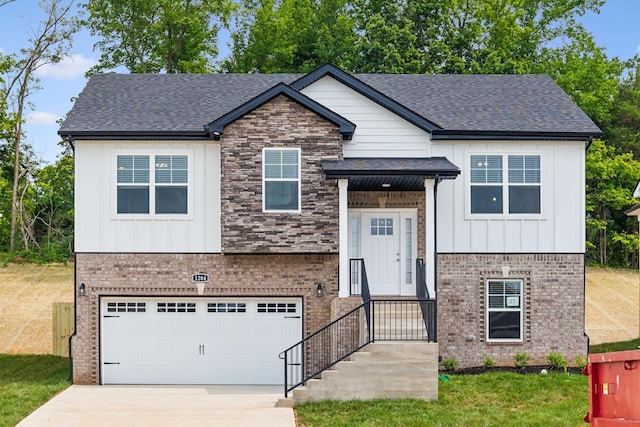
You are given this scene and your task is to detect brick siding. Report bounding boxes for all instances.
[437,253,587,368]
[72,253,338,384]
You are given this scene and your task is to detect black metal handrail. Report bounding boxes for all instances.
[416,258,436,342]
[351,258,371,328]
[280,298,435,397]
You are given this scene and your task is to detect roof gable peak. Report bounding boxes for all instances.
[205,82,356,140]
[292,63,441,133]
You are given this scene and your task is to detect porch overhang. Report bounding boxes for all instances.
[322,157,460,191]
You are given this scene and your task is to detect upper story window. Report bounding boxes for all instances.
[470,154,540,215]
[117,154,189,215]
[263,148,300,212]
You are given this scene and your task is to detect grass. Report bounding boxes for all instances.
[590,337,640,354]
[0,354,70,427]
[295,371,588,427]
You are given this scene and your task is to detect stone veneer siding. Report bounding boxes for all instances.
[221,95,342,253]
[73,253,338,384]
[437,253,587,368]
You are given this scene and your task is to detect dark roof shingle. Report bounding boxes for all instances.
[59,71,601,138]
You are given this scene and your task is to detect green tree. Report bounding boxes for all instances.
[1,0,78,252]
[222,0,356,73]
[585,139,640,266]
[606,59,640,157]
[348,0,422,73]
[83,0,234,73]
[32,153,74,260]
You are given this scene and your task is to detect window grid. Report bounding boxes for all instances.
[470,154,541,215]
[486,279,523,342]
[257,302,297,313]
[107,302,146,313]
[116,154,189,216]
[405,218,412,284]
[207,302,247,313]
[157,302,196,313]
[263,148,300,212]
[370,218,393,236]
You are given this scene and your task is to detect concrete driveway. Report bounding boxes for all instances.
[17,385,296,427]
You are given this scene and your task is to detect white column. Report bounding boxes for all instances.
[424,179,436,297]
[338,179,350,298]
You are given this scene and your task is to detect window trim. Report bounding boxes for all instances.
[113,150,194,220]
[466,152,543,219]
[485,278,524,343]
[262,147,301,213]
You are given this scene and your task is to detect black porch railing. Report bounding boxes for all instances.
[279,258,437,398]
[280,299,435,397]
[416,258,436,342]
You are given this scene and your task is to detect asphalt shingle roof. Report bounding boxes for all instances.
[59,71,601,137]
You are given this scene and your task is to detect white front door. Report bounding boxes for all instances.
[361,212,401,295]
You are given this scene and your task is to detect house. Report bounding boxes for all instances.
[59,64,600,395]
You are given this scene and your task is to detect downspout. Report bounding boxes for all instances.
[583,136,593,352]
[66,136,76,383]
[433,174,442,343]
[67,252,77,382]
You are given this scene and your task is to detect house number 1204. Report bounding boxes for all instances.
[192,274,209,282]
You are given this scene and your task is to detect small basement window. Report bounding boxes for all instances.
[486,279,523,342]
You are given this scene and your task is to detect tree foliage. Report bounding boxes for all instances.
[585,139,640,266]
[82,0,234,73]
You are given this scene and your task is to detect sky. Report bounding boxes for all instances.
[0,0,639,165]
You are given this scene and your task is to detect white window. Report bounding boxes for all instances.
[486,279,523,341]
[263,148,300,212]
[116,154,189,215]
[470,154,540,215]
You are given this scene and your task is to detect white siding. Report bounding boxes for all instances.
[433,141,585,253]
[75,140,221,253]
[300,76,431,157]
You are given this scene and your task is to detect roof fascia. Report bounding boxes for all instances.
[291,63,442,133]
[205,82,356,140]
[431,130,603,141]
[57,130,209,140]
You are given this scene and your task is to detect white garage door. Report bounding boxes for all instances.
[100,297,302,385]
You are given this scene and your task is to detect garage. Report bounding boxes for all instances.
[100,297,302,385]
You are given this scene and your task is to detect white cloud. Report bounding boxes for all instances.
[25,111,62,125]
[35,54,96,80]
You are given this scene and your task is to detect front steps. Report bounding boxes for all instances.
[277,341,438,406]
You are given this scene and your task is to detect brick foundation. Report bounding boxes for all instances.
[437,253,588,368]
[73,253,338,384]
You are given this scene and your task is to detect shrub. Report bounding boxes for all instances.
[546,352,568,370]
[483,355,496,368]
[441,357,458,371]
[575,355,588,370]
[512,351,530,370]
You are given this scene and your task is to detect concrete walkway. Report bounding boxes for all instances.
[17,385,296,427]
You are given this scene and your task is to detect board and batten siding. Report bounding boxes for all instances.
[300,76,431,158]
[432,141,585,253]
[74,140,221,253]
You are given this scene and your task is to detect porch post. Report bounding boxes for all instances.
[338,179,350,298]
[424,179,436,297]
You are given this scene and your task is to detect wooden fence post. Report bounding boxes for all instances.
[52,302,73,357]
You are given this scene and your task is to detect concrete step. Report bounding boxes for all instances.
[288,341,439,405]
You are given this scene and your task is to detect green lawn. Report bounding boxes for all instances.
[590,337,640,354]
[295,372,588,427]
[0,354,69,427]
